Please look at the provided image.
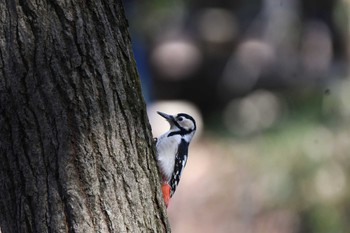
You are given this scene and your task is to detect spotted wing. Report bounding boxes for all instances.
[169,139,189,197]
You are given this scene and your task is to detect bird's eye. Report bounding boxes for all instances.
[178,117,183,121]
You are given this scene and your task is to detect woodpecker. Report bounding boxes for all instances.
[155,111,196,208]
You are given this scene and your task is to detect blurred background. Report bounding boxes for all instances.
[123,0,350,232]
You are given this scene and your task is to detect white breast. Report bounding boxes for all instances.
[156,133,181,181]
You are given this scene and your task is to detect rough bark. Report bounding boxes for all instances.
[0,0,170,232]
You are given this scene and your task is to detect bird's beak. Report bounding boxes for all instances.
[157,111,174,123]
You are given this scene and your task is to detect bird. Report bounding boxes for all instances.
[155,111,196,208]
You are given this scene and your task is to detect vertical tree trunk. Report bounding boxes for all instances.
[0,0,170,232]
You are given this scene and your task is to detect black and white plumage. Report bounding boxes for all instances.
[156,111,196,198]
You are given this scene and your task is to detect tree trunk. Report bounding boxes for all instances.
[0,0,170,232]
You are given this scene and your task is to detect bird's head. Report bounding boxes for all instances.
[157,111,196,137]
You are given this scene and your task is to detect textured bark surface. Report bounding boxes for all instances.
[0,0,170,232]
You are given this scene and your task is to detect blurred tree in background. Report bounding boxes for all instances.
[125,0,350,233]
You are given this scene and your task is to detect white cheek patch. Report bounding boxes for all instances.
[180,119,194,131]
